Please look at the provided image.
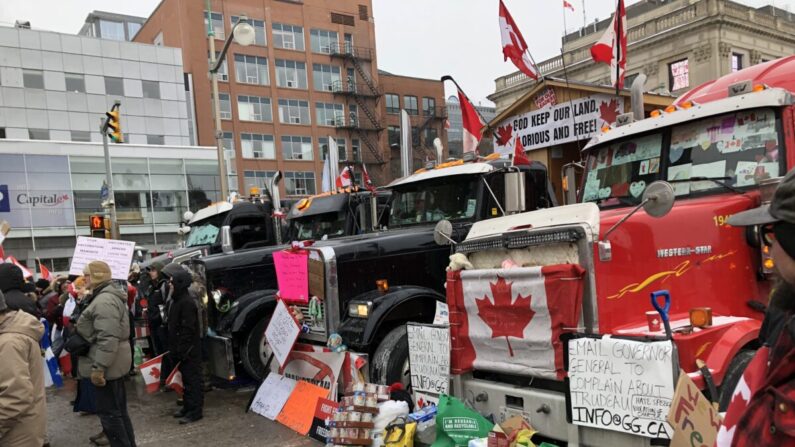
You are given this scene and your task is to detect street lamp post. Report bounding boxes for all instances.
[207,7,255,201]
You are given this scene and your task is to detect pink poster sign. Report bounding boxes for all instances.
[273,250,309,304]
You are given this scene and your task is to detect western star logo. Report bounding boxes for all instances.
[16,193,70,207]
[0,185,9,212]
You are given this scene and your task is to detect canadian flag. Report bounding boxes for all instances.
[590,0,627,89]
[457,89,485,154]
[166,362,184,395]
[499,0,539,80]
[139,353,167,393]
[335,166,352,188]
[6,256,32,279]
[512,136,531,166]
[38,260,52,281]
[715,346,769,446]
[447,264,585,380]
[361,164,375,192]
[563,0,575,12]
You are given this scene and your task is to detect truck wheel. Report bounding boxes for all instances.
[718,349,756,411]
[371,325,411,387]
[241,315,273,382]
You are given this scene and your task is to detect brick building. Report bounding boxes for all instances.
[135,0,447,197]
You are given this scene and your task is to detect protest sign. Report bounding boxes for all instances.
[273,250,309,304]
[265,300,301,367]
[667,371,722,447]
[567,336,675,439]
[249,372,297,420]
[308,398,339,442]
[69,236,135,280]
[433,301,449,325]
[407,323,450,402]
[281,350,345,398]
[276,380,330,435]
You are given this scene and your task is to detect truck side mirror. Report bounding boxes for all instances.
[434,220,455,246]
[221,225,233,254]
[504,171,526,214]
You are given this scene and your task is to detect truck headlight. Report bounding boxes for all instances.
[211,288,233,313]
[348,301,372,318]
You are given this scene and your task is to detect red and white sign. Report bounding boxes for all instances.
[448,264,585,380]
[139,353,166,393]
[534,88,557,110]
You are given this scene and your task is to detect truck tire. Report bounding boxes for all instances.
[241,315,272,381]
[371,325,411,387]
[718,349,756,411]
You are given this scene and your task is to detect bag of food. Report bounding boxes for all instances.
[432,395,494,447]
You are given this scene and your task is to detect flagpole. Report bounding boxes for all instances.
[559,4,585,158]
[441,75,498,140]
[615,0,621,98]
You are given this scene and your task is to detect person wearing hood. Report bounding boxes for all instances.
[75,261,136,447]
[0,289,46,446]
[0,264,40,317]
[165,267,203,424]
[144,261,168,356]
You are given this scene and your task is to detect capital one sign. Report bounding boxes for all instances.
[0,154,76,228]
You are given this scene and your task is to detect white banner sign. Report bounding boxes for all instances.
[567,337,675,439]
[494,94,623,155]
[250,372,297,420]
[265,300,301,367]
[407,323,450,396]
[69,236,135,280]
[280,351,345,398]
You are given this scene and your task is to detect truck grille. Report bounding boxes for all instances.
[295,303,327,337]
[457,228,583,254]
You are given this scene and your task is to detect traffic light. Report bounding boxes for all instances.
[106,106,123,143]
[89,215,112,239]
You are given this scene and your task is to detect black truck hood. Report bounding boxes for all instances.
[141,244,210,270]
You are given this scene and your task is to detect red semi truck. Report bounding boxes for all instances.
[441,57,795,445]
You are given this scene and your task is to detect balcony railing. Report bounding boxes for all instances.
[422,106,448,120]
[329,42,373,61]
[330,80,381,97]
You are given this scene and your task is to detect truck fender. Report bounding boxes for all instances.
[344,286,444,348]
[704,318,761,387]
[230,289,278,334]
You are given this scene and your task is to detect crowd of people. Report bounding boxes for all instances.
[0,257,207,447]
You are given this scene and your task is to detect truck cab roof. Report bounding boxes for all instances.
[387,158,548,188]
[287,188,389,220]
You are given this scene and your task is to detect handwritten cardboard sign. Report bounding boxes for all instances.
[273,249,309,304]
[69,236,136,280]
[265,300,301,367]
[407,323,450,401]
[276,380,330,435]
[667,371,722,447]
[567,337,676,439]
[249,372,297,420]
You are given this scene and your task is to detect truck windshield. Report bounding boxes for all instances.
[389,176,479,227]
[290,211,347,240]
[583,107,784,207]
[185,214,225,247]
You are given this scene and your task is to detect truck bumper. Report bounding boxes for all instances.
[455,375,654,447]
[206,333,236,380]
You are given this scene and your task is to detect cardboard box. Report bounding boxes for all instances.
[308,258,324,298]
[667,370,723,447]
[487,415,534,447]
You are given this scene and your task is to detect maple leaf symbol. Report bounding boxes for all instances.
[475,276,535,356]
[149,367,161,380]
[599,99,620,125]
[496,124,513,146]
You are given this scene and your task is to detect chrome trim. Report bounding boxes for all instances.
[314,246,341,335]
[206,334,236,379]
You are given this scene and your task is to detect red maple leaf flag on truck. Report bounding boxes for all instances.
[590,0,627,89]
[457,89,485,154]
[499,0,539,80]
[447,264,585,380]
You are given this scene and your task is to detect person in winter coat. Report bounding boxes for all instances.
[0,289,46,446]
[75,261,136,447]
[144,262,168,356]
[0,264,40,317]
[165,267,204,424]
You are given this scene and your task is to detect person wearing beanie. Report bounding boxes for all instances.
[34,278,50,297]
[74,261,136,447]
[720,168,795,445]
[0,264,40,317]
[0,289,47,446]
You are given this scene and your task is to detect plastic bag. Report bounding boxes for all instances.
[372,400,410,447]
[432,395,494,447]
[384,417,417,447]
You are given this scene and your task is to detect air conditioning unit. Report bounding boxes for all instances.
[220,73,228,81]
[286,80,295,88]
[252,114,262,121]
[324,84,333,92]
[290,116,301,124]
[247,76,258,84]
[283,40,295,50]
[254,152,263,159]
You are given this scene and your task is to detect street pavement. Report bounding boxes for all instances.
[46,376,317,446]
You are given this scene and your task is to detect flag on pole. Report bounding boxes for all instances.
[6,256,32,279]
[40,319,63,388]
[590,0,627,89]
[335,166,353,188]
[166,362,184,395]
[563,0,575,11]
[139,353,167,393]
[38,260,52,281]
[512,136,531,166]
[457,89,485,154]
[499,0,540,80]
[361,164,375,192]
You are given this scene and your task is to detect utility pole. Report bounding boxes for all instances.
[100,101,121,239]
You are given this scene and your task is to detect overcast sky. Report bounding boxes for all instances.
[0,0,789,105]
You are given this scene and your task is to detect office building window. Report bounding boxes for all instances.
[319,137,347,161]
[272,23,304,51]
[385,93,400,114]
[105,76,124,95]
[65,73,86,93]
[278,99,310,125]
[234,54,269,85]
[310,29,338,54]
[71,130,91,142]
[312,63,341,92]
[237,95,272,122]
[222,131,234,152]
[213,93,232,119]
[275,59,307,89]
[231,16,266,46]
[668,59,689,91]
[127,22,141,39]
[23,69,44,89]
[241,133,275,159]
[388,125,400,147]
[316,102,344,126]
[731,53,743,72]
[422,97,436,116]
[142,80,160,99]
[147,135,165,145]
[208,52,228,81]
[281,136,313,160]
[351,139,360,162]
[28,129,50,140]
[244,171,276,191]
[99,20,125,40]
[204,12,225,40]
[404,96,419,115]
[285,171,316,195]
